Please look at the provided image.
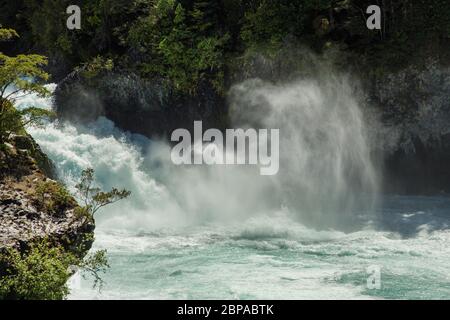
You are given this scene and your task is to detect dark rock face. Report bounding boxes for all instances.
[53,60,450,195]
[370,62,450,194]
[54,70,228,138]
[229,54,450,194]
[383,135,450,194]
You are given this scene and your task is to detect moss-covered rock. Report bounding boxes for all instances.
[10,134,56,179]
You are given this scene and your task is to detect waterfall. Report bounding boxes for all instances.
[228,77,378,229]
[17,73,378,232]
[15,76,450,301]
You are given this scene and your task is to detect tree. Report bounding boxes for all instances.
[0,240,109,300]
[127,0,229,93]
[74,168,131,221]
[0,26,54,144]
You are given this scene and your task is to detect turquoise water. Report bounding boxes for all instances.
[18,85,450,300]
[65,204,450,300]
[29,119,450,300]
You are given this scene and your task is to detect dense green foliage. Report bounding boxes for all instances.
[2,1,449,91]
[0,26,54,143]
[127,0,230,92]
[0,53,50,99]
[0,241,109,300]
[0,241,79,300]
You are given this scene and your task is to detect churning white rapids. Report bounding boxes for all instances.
[16,79,450,300]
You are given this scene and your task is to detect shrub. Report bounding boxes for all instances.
[35,181,74,215]
[0,26,54,145]
[0,241,78,300]
[0,240,110,300]
[77,56,114,81]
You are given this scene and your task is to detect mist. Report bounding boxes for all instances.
[26,69,379,232]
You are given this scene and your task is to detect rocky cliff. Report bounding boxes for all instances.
[0,134,94,262]
[368,61,450,194]
[54,69,228,138]
[53,55,450,195]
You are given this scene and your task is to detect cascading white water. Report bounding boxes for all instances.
[229,77,378,229]
[21,73,379,231]
[15,77,450,300]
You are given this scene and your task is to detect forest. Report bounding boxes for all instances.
[1,0,449,95]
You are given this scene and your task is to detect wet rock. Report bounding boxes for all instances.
[369,61,450,194]
[54,69,227,138]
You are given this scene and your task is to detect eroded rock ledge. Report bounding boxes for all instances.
[0,135,94,256]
